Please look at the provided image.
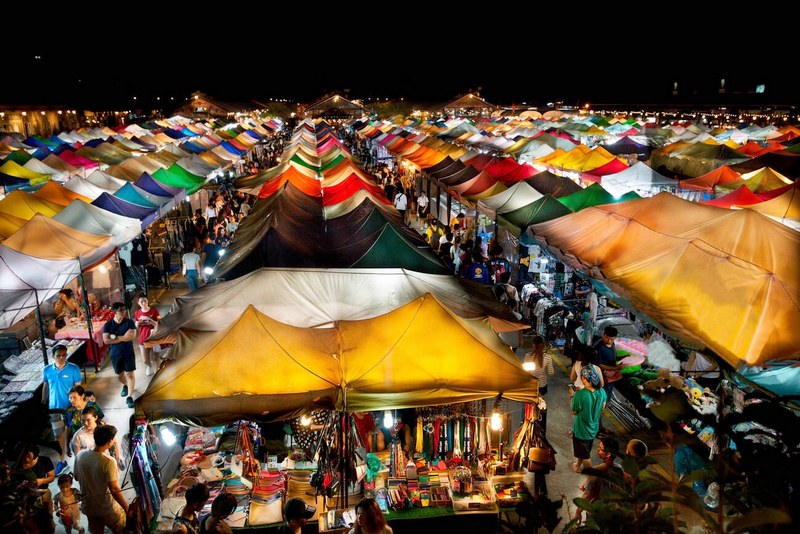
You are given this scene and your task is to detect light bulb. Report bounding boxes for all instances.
[300,414,312,427]
[383,410,393,429]
[203,267,214,275]
[491,410,502,431]
[160,426,177,446]
[522,361,536,371]
[98,264,108,274]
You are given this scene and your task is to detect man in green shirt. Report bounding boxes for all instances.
[571,365,607,472]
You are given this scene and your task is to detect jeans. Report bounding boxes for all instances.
[186,269,199,292]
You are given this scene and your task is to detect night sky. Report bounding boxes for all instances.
[5,39,796,110]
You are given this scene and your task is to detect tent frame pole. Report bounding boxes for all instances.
[78,271,99,372]
[33,289,49,366]
[341,387,348,509]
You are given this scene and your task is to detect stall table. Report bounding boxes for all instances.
[56,319,108,369]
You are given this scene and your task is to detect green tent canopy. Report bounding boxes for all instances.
[351,224,450,274]
[153,165,206,194]
[3,150,33,166]
[497,195,573,235]
[558,183,640,212]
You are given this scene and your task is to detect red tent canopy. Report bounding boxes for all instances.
[700,186,764,208]
[679,165,742,192]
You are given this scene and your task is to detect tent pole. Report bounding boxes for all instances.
[342,387,348,509]
[78,271,98,372]
[33,289,49,366]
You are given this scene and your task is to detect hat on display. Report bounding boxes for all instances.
[284,497,315,520]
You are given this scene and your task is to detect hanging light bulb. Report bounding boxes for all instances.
[522,353,536,372]
[300,414,312,427]
[383,410,394,429]
[160,425,177,446]
[491,409,502,431]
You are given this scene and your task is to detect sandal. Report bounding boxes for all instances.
[571,462,582,473]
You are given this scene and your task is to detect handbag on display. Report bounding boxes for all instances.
[247,493,283,526]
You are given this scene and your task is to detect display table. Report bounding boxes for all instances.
[56,319,107,367]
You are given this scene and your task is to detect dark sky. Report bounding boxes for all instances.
[5,39,796,110]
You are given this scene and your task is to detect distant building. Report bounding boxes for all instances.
[302,93,367,120]
[0,105,82,137]
[172,91,258,120]
[437,93,499,117]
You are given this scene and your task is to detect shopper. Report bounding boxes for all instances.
[182,246,202,292]
[349,497,392,534]
[571,365,607,472]
[42,344,82,476]
[172,482,209,534]
[102,302,137,409]
[16,444,56,515]
[65,384,105,440]
[134,296,160,377]
[74,425,128,534]
[199,493,237,534]
[54,473,85,534]
[573,437,620,524]
[279,497,315,534]
[72,406,124,469]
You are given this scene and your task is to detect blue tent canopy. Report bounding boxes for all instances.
[162,128,185,140]
[130,137,158,151]
[92,192,158,229]
[180,141,205,154]
[134,172,186,203]
[114,183,160,209]
[84,138,108,148]
[31,147,52,160]
[181,128,199,137]
[220,140,244,156]
[22,136,48,148]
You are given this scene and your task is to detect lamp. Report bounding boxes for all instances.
[160,426,177,446]
[300,414,312,427]
[522,353,536,372]
[490,396,503,431]
[383,410,394,429]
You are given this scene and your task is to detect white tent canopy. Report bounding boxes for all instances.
[64,170,126,199]
[53,200,141,247]
[601,162,675,198]
[477,181,543,219]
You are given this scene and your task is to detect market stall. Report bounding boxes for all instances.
[133,296,540,531]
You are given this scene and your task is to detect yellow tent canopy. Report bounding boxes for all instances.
[530,193,800,366]
[0,212,27,240]
[0,160,51,185]
[0,190,63,220]
[33,181,91,207]
[138,297,538,425]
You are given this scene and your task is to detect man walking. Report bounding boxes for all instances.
[393,186,408,223]
[74,425,128,533]
[102,302,137,408]
[42,344,82,475]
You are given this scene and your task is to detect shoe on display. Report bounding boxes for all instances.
[126,396,135,409]
[120,385,128,397]
[55,461,68,476]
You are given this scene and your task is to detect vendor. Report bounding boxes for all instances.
[54,289,80,318]
[380,410,414,454]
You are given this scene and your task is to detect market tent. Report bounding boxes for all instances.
[149,267,525,345]
[214,185,445,279]
[23,158,70,182]
[716,167,793,194]
[138,298,538,425]
[730,151,800,178]
[558,183,640,212]
[63,170,126,199]
[679,165,742,192]
[736,182,800,230]
[33,181,91,206]
[133,173,187,204]
[0,214,117,328]
[0,160,50,186]
[603,136,651,159]
[600,162,675,197]
[498,195,574,235]
[152,165,206,194]
[0,190,63,220]
[701,186,764,208]
[41,154,79,176]
[476,181,543,219]
[53,200,141,247]
[529,193,800,366]
[91,193,159,229]
[0,212,27,240]
[524,171,582,198]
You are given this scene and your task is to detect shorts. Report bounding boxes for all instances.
[111,351,136,374]
[86,503,126,534]
[572,437,594,460]
[49,413,66,435]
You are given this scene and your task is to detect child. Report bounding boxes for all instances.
[54,473,84,534]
